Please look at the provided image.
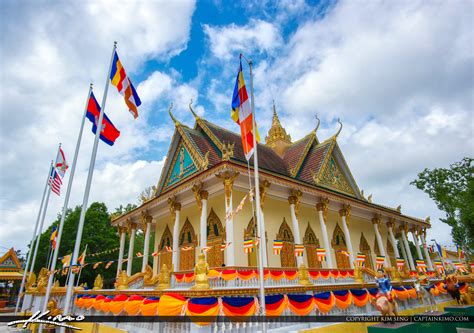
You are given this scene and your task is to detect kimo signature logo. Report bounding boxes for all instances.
[7,310,85,330]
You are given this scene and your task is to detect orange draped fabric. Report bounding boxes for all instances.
[319,270,331,279]
[314,292,335,313]
[221,269,237,281]
[100,297,112,313]
[92,295,106,311]
[109,294,129,316]
[158,293,186,316]
[237,270,255,280]
[309,271,320,280]
[175,273,185,283]
[208,269,220,278]
[333,291,352,310]
[123,295,145,316]
[285,271,298,281]
[140,298,160,316]
[184,273,195,283]
[330,270,340,279]
[270,270,284,281]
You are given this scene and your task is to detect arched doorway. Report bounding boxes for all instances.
[359,233,374,270]
[386,239,397,267]
[304,223,322,268]
[158,225,173,271]
[207,208,225,267]
[277,219,296,268]
[244,217,258,267]
[179,218,196,271]
[332,224,350,269]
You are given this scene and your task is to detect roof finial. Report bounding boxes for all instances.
[314,114,320,133]
[335,118,343,137]
[168,103,180,126]
[189,98,199,120]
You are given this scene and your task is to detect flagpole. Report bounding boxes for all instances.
[40,84,93,319]
[76,244,88,287]
[15,162,53,314]
[62,42,117,320]
[247,58,267,317]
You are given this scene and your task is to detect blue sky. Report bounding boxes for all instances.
[0,0,472,255]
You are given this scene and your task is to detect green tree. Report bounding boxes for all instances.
[411,157,473,255]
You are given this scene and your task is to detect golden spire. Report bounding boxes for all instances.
[265,101,292,156]
[189,99,200,120]
[168,103,180,126]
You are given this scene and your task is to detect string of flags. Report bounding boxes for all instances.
[453,261,467,273]
[225,188,254,221]
[434,261,444,274]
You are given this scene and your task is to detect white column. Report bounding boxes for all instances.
[339,208,355,269]
[153,223,160,275]
[172,204,181,271]
[317,202,333,268]
[399,236,408,262]
[420,232,434,271]
[373,217,390,267]
[411,230,423,260]
[142,219,151,272]
[401,229,415,270]
[387,223,400,258]
[289,196,303,266]
[199,191,208,255]
[126,224,136,276]
[225,190,234,266]
[116,227,126,277]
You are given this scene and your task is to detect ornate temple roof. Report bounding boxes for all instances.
[156,105,363,201]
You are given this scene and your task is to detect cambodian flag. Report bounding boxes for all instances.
[86,92,120,146]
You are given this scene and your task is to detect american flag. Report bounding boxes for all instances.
[48,168,62,196]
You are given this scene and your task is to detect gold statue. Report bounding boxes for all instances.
[36,268,49,293]
[354,265,364,283]
[191,253,210,290]
[116,270,129,290]
[26,271,36,292]
[298,264,312,286]
[47,299,62,317]
[144,264,159,285]
[93,274,103,290]
[156,264,171,290]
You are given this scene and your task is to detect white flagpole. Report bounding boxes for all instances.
[14,161,53,314]
[75,244,88,287]
[247,58,267,317]
[40,84,93,318]
[62,42,117,320]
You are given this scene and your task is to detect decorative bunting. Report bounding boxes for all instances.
[152,252,159,257]
[136,252,143,258]
[273,240,283,255]
[350,289,369,307]
[221,296,258,317]
[287,294,314,316]
[93,262,103,269]
[185,297,219,326]
[333,290,352,310]
[416,259,427,273]
[313,292,335,313]
[375,256,385,270]
[157,293,186,316]
[396,258,405,270]
[165,246,173,253]
[316,248,326,262]
[243,239,254,253]
[220,242,232,251]
[453,261,468,273]
[105,261,114,269]
[339,250,350,257]
[140,297,160,316]
[265,294,287,316]
[294,244,304,257]
[356,253,366,266]
[434,261,444,274]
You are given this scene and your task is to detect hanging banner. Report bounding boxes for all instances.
[243,239,254,253]
[356,253,366,267]
[416,259,427,273]
[294,244,304,257]
[396,258,405,270]
[316,248,326,262]
[273,240,283,255]
[375,256,385,270]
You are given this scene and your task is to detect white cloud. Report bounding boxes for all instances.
[0,0,196,252]
[203,19,282,60]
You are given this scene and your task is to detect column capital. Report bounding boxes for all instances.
[372,214,382,225]
[288,188,302,205]
[386,218,397,228]
[316,197,329,221]
[141,211,153,225]
[216,171,239,206]
[399,223,409,235]
[192,182,207,211]
[168,196,181,221]
[259,179,271,209]
[118,225,127,234]
[338,204,351,217]
[127,221,138,233]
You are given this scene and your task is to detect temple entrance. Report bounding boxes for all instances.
[244,217,258,267]
[386,239,397,267]
[158,225,173,271]
[359,233,374,270]
[304,223,322,268]
[179,218,196,271]
[332,224,350,269]
[277,219,296,268]
[207,208,225,268]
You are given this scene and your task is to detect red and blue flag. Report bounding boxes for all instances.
[86,92,120,146]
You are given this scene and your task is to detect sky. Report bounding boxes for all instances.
[0,0,473,257]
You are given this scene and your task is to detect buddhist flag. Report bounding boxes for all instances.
[273,240,283,255]
[375,256,385,270]
[77,248,87,266]
[50,227,58,250]
[110,50,141,118]
[231,57,259,160]
[317,248,327,262]
[61,254,72,268]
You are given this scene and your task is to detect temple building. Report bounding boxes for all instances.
[111,103,434,276]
